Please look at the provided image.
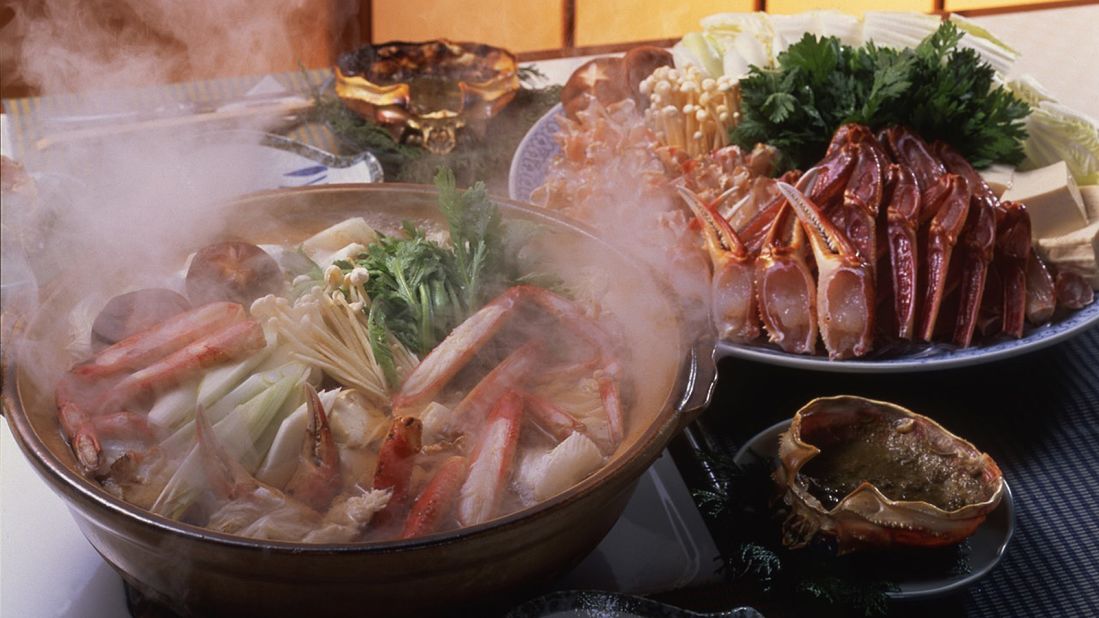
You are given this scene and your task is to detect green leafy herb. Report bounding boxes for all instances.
[341,169,512,358]
[731,22,1030,171]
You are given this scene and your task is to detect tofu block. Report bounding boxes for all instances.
[1080,185,1099,223]
[1002,161,1088,239]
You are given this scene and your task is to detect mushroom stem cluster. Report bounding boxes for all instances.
[639,65,740,158]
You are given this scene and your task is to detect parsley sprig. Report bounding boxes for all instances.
[339,168,510,360]
[731,22,1030,171]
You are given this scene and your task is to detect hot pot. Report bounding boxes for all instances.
[2,184,717,617]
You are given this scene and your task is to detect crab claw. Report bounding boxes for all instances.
[284,384,342,512]
[776,181,875,359]
[677,185,760,343]
[60,403,159,476]
[370,416,424,525]
[918,174,972,342]
[755,200,818,355]
[195,405,258,501]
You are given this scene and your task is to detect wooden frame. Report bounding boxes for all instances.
[359,0,1096,60]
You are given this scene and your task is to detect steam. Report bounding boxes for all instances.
[1,0,353,387]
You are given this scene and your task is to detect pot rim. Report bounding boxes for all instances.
[2,182,717,554]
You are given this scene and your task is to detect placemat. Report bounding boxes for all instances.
[681,324,1099,616]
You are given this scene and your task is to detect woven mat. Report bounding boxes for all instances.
[685,324,1099,616]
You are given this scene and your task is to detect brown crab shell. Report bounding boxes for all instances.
[775,396,1004,555]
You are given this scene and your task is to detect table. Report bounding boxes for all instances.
[3,5,1098,617]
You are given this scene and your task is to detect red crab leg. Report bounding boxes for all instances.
[370,416,424,525]
[94,319,266,415]
[524,392,586,443]
[933,142,999,347]
[740,171,803,256]
[918,174,972,342]
[449,341,542,428]
[284,384,342,512]
[879,126,947,196]
[831,141,884,274]
[995,201,1031,337]
[457,390,523,527]
[74,302,246,379]
[1025,252,1057,325]
[400,455,468,540]
[392,288,524,410]
[677,185,760,343]
[884,164,921,340]
[776,181,875,359]
[61,405,159,475]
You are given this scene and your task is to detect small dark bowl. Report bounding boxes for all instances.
[2,184,716,617]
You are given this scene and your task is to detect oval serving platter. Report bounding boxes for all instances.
[510,105,1099,373]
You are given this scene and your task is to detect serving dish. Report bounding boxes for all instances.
[2,184,718,617]
[734,419,1015,599]
[509,105,1099,373]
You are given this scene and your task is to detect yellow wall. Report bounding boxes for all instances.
[767,0,935,14]
[575,0,755,47]
[945,0,1064,10]
[372,0,562,53]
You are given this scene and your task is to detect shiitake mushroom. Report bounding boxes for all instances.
[92,288,191,346]
[185,241,283,307]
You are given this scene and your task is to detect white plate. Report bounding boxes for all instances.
[509,106,1099,373]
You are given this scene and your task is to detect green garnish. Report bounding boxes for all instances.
[731,22,1031,171]
[343,168,511,358]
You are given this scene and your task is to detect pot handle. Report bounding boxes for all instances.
[675,335,718,418]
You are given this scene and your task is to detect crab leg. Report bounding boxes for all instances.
[1025,252,1057,325]
[400,455,468,539]
[677,185,759,342]
[879,126,946,197]
[883,164,921,340]
[995,201,1031,337]
[457,390,523,527]
[832,141,884,273]
[524,392,587,443]
[74,302,246,379]
[61,406,159,475]
[284,384,342,512]
[933,142,999,347]
[393,289,524,410]
[776,181,875,359]
[94,319,266,415]
[448,341,542,428]
[195,405,258,501]
[917,174,972,342]
[370,416,423,525]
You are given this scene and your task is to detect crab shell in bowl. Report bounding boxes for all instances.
[775,396,1004,554]
[1,184,716,617]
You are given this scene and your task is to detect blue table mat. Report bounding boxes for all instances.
[685,324,1099,617]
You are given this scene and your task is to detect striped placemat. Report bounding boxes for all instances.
[1,68,342,160]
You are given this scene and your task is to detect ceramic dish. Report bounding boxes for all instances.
[733,420,1015,600]
[509,105,1099,373]
[3,184,717,617]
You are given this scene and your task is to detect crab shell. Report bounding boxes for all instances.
[775,396,1003,554]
